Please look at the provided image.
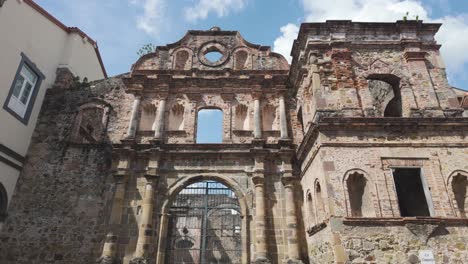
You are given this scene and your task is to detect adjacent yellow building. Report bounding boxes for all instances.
[0,0,106,223]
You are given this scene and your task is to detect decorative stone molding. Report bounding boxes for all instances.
[198,41,230,67]
[404,51,428,62]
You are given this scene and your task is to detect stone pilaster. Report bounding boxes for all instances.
[126,95,141,138]
[252,155,271,264]
[132,153,160,264]
[404,48,442,116]
[280,154,304,264]
[97,154,131,264]
[253,92,262,139]
[279,94,288,139]
[221,93,235,143]
[153,94,167,139]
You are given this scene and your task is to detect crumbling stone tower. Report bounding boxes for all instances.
[291,21,468,263]
[0,21,467,264]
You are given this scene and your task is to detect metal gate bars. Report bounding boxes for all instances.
[166,181,242,264]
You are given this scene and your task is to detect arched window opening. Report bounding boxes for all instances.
[166,181,242,264]
[392,168,432,217]
[384,97,402,117]
[196,108,223,143]
[452,173,468,218]
[367,75,402,117]
[262,104,278,131]
[0,183,7,222]
[315,182,326,223]
[346,172,375,217]
[234,104,249,130]
[306,192,315,227]
[71,101,110,143]
[169,103,185,130]
[139,103,157,131]
[297,106,304,133]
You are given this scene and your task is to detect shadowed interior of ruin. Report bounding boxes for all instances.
[393,168,431,217]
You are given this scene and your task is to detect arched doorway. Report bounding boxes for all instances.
[165,180,242,264]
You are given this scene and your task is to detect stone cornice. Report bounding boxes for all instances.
[297,117,468,164]
[123,73,288,92]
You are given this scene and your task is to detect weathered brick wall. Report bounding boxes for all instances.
[291,21,463,121]
[299,121,468,263]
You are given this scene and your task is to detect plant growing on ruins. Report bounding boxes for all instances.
[403,11,420,22]
[137,43,157,57]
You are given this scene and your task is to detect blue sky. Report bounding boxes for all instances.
[36,0,467,90]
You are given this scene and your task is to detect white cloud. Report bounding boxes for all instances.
[184,0,247,22]
[273,0,468,79]
[433,15,468,75]
[130,0,166,37]
[273,23,299,64]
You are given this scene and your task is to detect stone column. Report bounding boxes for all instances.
[279,94,288,139]
[132,154,160,264]
[133,179,156,261]
[253,92,262,139]
[97,155,130,264]
[127,95,141,138]
[280,155,304,264]
[154,96,167,139]
[252,155,270,263]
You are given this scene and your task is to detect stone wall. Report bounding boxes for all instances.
[1,21,467,264]
[0,28,308,264]
[292,21,468,263]
[0,76,133,263]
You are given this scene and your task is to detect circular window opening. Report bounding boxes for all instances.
[204,51,223,63]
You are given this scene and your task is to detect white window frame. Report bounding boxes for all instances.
[3,53,44,125]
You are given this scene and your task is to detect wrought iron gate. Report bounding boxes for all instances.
[166,181,242,264]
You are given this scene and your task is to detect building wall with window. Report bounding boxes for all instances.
[0,21,467,264]
[0,0,106,213]
[293,21,468,264]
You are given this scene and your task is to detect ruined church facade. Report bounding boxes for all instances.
[0,21,467,264]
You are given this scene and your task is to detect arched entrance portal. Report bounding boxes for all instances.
[165,180,242,264]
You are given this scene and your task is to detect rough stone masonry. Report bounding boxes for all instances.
[0,21,467,264]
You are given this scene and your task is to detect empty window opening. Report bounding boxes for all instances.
[367,75,402,117]
[384,97,402,117]
[196,108,223,143]
[452,173,467,218]
[346,172,375,217]
[393,168,432,217]
[166,180,242,263]
[205,51,223,63]
[169,103,185,130]
[234,104,249,130]
[315,182,326,223]
[306,192,315,227]
[297,107,304,133]
[139,103,157,131]
[262,104,278,131]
